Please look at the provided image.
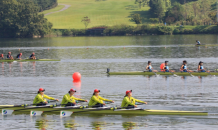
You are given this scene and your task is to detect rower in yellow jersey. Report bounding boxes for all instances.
[88,89,114,107]
[33,88,59,106]
[61,88,87,107]
[121,90,147,108]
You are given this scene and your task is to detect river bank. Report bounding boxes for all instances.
[44,25,218,37]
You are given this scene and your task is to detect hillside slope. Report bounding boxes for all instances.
[42,0,150,29]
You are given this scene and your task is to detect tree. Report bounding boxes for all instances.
[0,0,53,38]
[81,16,91,29]
[199,0,210,17]
[165,2,185,22]
[149,0,165,21]
[131,14,142,25]
[149,0,171,22]
[192,2,200,17]
[208,11,217,23]
[165,17,175,24]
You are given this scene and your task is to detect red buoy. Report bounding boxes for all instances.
[72,72,81,81]
[160,63,165,71]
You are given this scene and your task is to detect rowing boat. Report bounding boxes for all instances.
[179,44,218,47]
[0,59,60,62]
[107,71,218,76]
[0,105,208,116]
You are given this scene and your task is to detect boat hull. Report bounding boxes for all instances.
[108,71,218,76]
[0,59,60,62]
[0,106,208,116]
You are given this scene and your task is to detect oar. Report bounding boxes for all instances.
[187,71,194,77]
[61,102,147,117]
[1,100,57,111]
[143,70,159,76]
[168,70,177,77]
[37,101,114,116]
[0,100,57,110]
[180,70,194,77]
[205,68,215,76]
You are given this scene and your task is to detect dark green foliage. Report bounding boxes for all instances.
[149,18,159,23]
[174,0,198,4]
[33,0,57,12]
[51,25,218,36]
[131,14,142,24]
[157,26,174,35]
[0,0,53,38]
[165,2,185,23]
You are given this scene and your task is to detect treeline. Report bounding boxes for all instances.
[33,0,57,12]
[148,0,217,25]
[0,0,53,38]
[49,24,218,37]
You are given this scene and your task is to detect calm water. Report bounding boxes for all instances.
[1,35,218,130]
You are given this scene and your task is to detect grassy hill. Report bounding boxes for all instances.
[41,0,150,29]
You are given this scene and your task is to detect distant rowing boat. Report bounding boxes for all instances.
[0,59,60,62]
[107,71,217,76]
[0,105,208,116]
[179,44,218,47]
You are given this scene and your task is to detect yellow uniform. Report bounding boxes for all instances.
[61,93,85,106]
[33,94,55,104]
[121,96,144,107]
[88,95,112,106]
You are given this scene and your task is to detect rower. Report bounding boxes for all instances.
[196,40,201,45]
[7,52,13,60]
[88,89,114,108]
[16,53,22,60]
[0,54,3,60]
[61,88,87,107]
[180,60,193,72]
[33,88,59,106]
[146,61,158,72]
[121,90,147,109]
[198,61,208,72]
[29,52,36,60]
[162,61,175,72]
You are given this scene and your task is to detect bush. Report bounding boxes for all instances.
[157,26,174,35]
[173,29,180,34]
[62,29,72,36]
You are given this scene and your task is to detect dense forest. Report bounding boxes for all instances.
[0,0,54,38]
[145,0,217,25]
[33,0,57,12]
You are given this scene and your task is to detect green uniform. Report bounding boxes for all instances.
[88,95,112,106]
[61,93,85,106]
[33,94,55,104]
[121,96,144,107]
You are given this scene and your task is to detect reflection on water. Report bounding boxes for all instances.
[122,122,138,130]
[1,35,218,129]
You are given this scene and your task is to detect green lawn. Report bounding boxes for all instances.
[42,0,150,29]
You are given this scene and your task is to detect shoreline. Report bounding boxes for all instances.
[42,25,218,38]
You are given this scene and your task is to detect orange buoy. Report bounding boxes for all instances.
[72,72,81,81]
[160,63,165,71]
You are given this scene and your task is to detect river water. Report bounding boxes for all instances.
[0,35,218,129]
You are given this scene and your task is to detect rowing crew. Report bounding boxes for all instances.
[34,88,147,108]
[0,52,36,60]
[146,60,209,72]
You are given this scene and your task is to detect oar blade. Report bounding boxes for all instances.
[30,111,43,116]
[2,109,14,115]
[60,111,73,117]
